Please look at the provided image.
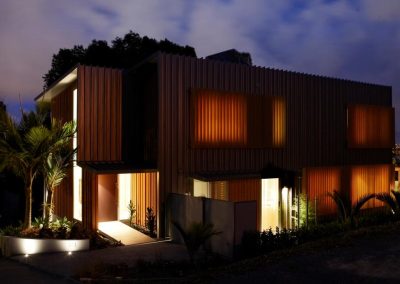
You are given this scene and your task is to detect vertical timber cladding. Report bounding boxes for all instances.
[347,104,394,148]
[157,53,392,194]
[50,84,74,219]
[190,89,286,148]
[77,66,123,163]
[81,169,98,230]
[304,164,393,216]
[131,172,158,228]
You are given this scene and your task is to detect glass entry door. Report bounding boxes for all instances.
[261,178,292,231]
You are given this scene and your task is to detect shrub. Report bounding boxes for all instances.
[146,207,156,237]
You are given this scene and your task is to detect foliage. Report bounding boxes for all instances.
[0,224,22,237]
[0,216,89,240]
[146,207,156,237]
[327,190,375,228]
[0,105,75,228]
[241,227,299,258]
[299,193,316,227]
[375,190,400,216]
[172,221,221,264]
[42,121,76,222]
[127,200,136,226]
[43,31,197,88]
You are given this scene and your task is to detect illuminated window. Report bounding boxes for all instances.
[305,167,341,215]
[350,164,391,208]
[191,89,286,148]
[73,89,82,221]
[347,105,394,148]
[193,90,247,146]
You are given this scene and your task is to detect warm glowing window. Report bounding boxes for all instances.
[305,167,341,215]
[193,90,247,146]
[347,105,394,148]
[350,164,391,208]
[191,89,286,148]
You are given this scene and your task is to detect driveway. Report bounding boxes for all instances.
[209,232,400,283]
[0,257,74,283]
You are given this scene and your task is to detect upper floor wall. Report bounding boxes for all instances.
[157,53,393,179]
[38,53,394,177]
[39,64,158,171]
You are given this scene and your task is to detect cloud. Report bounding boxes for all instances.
[0,0,399,136]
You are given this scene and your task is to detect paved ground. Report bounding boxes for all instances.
[210,232,400,283]
[3,230,400,283]
[10,240,188,280]
[0,257,74,283]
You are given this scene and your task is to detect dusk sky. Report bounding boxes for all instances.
[0,0,399,138]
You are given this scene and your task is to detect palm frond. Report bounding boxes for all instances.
[391,190,400,210]
[351,193,376,217]
[376,192,397,213]
[327,190,348,222]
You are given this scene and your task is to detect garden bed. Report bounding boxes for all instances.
[0,235,89,257]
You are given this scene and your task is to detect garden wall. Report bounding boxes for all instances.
[168,193,256,257]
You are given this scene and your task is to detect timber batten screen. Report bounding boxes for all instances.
[304,167,341,215]
[350,164,391,208]
[77,66,123,163]
[347,105,394,148]
[191,89,286,148]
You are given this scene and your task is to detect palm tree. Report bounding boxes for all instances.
[172,221,221,264]
[375,190,400,216]
[43,150,74,223]
[328,190,375,228]
[0,107,75,229]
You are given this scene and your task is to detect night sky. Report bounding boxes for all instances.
[0,0,399,139]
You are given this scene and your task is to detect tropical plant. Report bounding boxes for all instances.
[127,200,136,226]
[328,190,375,228]
[42,122,76,223]
[145,207,156,237]
[375,190,400,216]
[172,221,221,264]
[299,193,316,227]
[0,106,75,229]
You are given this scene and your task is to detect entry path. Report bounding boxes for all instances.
[98,221,153,245]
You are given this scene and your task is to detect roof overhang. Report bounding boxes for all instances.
[35,67,78,102]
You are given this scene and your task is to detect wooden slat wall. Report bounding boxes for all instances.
[81,169,98,230]
[157,53,392,202]
[350,164,391,208]
[50,84,74,219]
[348,105,394,148]
[228,179,261,228]
[156,53,392,236]
[77,66,123,163]
[192,90,247,147]
[131,172,158,228]
[304,167,341,215]
[191,90,286,148]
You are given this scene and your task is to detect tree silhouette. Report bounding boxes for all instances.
[43,31,197,88]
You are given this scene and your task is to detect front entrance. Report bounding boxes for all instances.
[261,178,292,231]
[98,174,118,222]
[192,177,293,231]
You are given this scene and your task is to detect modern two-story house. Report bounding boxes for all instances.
[35,50,394,247]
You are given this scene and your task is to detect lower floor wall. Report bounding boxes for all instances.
[169,193,257,258]
[52,163,393,236]
[304,164,392,217]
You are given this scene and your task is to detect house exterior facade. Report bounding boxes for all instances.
[36,52,394,240]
